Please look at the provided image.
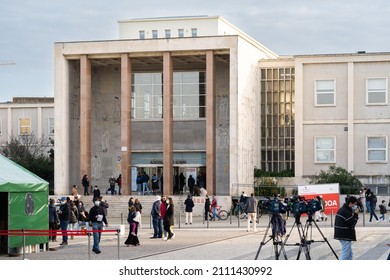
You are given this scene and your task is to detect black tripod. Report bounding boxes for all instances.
[255,213,287,260]
[282,213,338,260]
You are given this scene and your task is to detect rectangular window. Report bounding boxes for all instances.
[178,29,184,38]
[315,79,335,106]
[139,30,145,40]
[315,136,336,163]
[19,117,31,135]
[132,73,163,119]
[367,136,387,162]
[367,78,387,105]
[48,117,54,136]
[152,30,158,39]
[191,28,197,37]
[165,29,171,38]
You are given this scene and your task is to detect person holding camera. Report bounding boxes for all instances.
[334,196,359,260]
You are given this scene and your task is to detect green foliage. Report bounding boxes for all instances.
[310,166,362,194]
[254,186,286,197]
[1,134,54,183]
[254,168,294,177]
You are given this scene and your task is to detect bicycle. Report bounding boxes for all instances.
[208,206,229,220]
[232,202,247,219]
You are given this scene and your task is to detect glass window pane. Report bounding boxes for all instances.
[368,137,386,148]
[316,80,334,91]
[368,78,386,90]
[317,151,334,162]
[368,91,386,103]
[317,93,334,105]
[368,150,386,161]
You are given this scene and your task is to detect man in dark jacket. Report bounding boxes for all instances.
[334,196,359,260]
[88,200,108,254]
[245,193,257,232]
[58,197,70,245]
[150,196,162,238]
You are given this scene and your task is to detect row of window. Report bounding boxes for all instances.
[139,28,197,39]
[0,117,54,136]
[315,136,387,163]
[315,78,388,106]
[132,71,206,119]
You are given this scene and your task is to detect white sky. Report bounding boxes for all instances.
[1,0,389,102]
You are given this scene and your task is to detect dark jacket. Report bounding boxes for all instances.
[334,203,358,241]
[151,200,161,218]
[245,196,257,213]
[184,198,194,212]
[204,197,210,212]
[163,205,174,226]
[88,205,108,224]
[49,204,58,224]
[58,203,70,222]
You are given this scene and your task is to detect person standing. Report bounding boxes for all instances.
[184,195,195,225]
[92,185,100,202]
[68,200,79,240]
[179,172,186,194]
[187,175,195,196]
[124,206,140,246]
[116,174,122,195]
[378,200,387,223]
[141,172,150,195]
[211,195,221,221]
[88,199,108,254]
[136,172,142,194]
[150,196,162,238]
[109,175,116,195]
[98,196,109,218]
[151,174,159,195]
[160,196,167,239]
[48,198,59,242]
[204,195,211,221]
[334,196,359,260]
[58,197,70,245]
[82,175,89,195]
[163,197,175,240]
[245,193,257,232]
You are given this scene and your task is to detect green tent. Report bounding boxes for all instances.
[0,154,48,252]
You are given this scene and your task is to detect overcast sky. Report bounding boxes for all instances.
[1,0,389,102]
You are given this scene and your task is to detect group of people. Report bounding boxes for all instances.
[81,174,123,196]
[49,194,109,254]
[124,195,177,246]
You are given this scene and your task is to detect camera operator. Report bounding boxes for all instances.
[334,196,359,260]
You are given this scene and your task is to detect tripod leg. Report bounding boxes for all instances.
[254,219,272,260]
[312,220,339,260]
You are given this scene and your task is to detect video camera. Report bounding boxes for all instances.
[290,195,322,215]
[259,197,287,214]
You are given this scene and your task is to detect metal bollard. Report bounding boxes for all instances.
[330,210,333,227]
[87,232,92,260]
[178,212,181,229]
[116,229,120,260]
[121,213,124,225]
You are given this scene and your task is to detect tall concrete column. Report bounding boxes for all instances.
[80,55,92,185]
[121,54,132,195]
[163,52,173,195]
[206,50,216,195]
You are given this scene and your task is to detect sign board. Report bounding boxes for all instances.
[298,183,340,215]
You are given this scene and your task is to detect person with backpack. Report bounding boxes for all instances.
[378,200,388,223]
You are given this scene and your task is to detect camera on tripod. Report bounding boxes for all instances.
[259,197,287,214]
[290,195,322,216]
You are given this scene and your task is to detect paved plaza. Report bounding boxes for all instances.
[1,213,389,261]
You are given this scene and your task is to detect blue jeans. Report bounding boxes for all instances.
[142,182,150,195]
[369,203,378,222]
[92,222,103,252]
[339,240,353,260]
[60,220,69,243]
[212,207,221,220]
[152,216,162,238]
[365,201,371,213]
